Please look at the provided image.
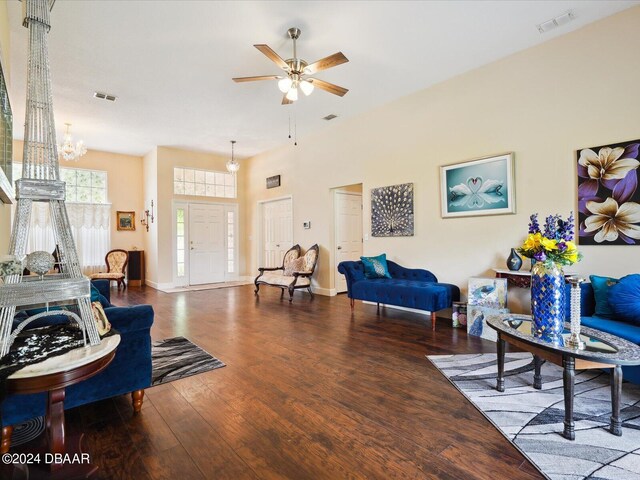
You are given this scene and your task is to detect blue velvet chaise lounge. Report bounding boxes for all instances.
[338,260,460,330]
[0,279,154,452]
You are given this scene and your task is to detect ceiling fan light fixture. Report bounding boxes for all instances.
[286,87,298,102]
[278,77,293,93]
[299,80,314,96]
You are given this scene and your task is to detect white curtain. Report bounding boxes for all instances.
[21,202,111,275]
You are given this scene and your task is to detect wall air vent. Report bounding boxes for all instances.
[537,10,575,33]
[93,91,117,102]
[323,114,338,121]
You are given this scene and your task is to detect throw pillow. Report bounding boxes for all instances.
[609,274,640,325]
[284,257,306,276]
[360,254,392,279]
[91,301,111,336]
[90,283,101,302]
[589,275,619,318]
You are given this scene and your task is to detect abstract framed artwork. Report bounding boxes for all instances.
[440,152,515,218]
[116,211,135,231]
[577,139,640,245]
[371,183,414,237]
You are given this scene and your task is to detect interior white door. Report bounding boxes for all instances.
[189,204,225,285]
[335,192,363,293]
[263,198,293,268]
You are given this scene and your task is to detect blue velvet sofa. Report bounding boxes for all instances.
[565,281,640,384]
[1,279,154,451]
[338,260,460,330]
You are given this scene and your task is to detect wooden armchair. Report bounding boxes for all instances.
[255,244,319,302]
[90,249,129,290]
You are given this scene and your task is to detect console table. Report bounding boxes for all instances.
[493,268,576,288]
[487,314,640,440]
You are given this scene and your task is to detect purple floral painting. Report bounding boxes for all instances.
[577,139,640,245]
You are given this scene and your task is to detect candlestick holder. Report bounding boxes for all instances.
[566,276,585,350]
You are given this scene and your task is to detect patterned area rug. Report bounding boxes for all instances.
[152,336,225,386]
[428,353,640,480]
[11,337,224,447]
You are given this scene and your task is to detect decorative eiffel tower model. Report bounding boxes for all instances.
[0,0,101,357]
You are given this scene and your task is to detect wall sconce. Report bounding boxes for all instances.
[141,200,154,232]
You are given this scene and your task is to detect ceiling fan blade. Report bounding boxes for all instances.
[304,52,348,75]
[282,93,293,105]
[309,78,349,97]
[232,75,282,83]
[254,44,290,71]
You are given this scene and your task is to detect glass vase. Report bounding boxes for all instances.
[530,261,566,344]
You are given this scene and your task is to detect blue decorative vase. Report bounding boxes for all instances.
[530,261,565,344]
[506,248,523,271]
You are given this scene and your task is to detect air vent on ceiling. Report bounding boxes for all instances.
[537,10,575,33]
[323,114,338,121]
[93,91,117,102]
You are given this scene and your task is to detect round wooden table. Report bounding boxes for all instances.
[3,334,120,479]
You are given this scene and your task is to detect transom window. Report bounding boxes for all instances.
[173,167,236,199]
[13,164,107,204]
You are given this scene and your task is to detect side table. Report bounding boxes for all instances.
[3,334,120,479]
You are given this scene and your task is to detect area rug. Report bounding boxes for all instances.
[11,337,224,447]
[158,280,252,294]
[152,336,225,386]
[428,352,640,480]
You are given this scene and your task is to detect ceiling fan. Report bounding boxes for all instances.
[233,27,349,105]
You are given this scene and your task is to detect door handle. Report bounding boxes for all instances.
[337,246,342,250]
[276,244,280,247]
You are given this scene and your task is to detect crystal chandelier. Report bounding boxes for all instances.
[226,140,239,174]
[58,123,87,161]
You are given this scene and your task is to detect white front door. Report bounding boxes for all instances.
[189,203,225,285]
[335,192,363,293]
[262,198,293,268]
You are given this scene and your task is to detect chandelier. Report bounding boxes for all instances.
[226,140,239,174]
[58,123,87,161]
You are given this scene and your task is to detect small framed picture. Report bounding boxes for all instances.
[440,152,515,218]
[116,211,136,231]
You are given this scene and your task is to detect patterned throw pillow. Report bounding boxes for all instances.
[609,274,640,325]
[284,257,306,276]
[360,254,392,279]
[589,275,619,318]
[91,301,111,336]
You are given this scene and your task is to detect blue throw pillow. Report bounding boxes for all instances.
[609,274,640,325]
[360,254,392,279]
[590,275,619,318]
[90,283,101,302]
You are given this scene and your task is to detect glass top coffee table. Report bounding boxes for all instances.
[487,314,640,440]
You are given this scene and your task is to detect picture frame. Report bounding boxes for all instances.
[440,152,515,218]
[116,211,136,231]
[371,182,414,237]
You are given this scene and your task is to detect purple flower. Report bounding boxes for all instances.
[528,213,540,234]
[533,250,547,262]
[557,241,567,252]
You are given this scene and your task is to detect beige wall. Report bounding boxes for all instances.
[144,146,246,286]
[13,140,145,251]
[243,7,640,308]
[142,148,158,284]
[0,0,11,255]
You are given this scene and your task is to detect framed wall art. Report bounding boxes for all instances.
[371,182,414,237]
[440,152,515,218]
[577,139,639,245]
[116,211,136,231]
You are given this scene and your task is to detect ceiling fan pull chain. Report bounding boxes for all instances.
[294,113,297,146]
[288,114,291,139]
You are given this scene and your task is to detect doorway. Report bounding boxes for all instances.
[334,188,363,293]
[258,196,293,268]
[173,201,238,287]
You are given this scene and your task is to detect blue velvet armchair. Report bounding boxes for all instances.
[0,279,154,452]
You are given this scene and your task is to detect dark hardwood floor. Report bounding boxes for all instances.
[60,285,542,479]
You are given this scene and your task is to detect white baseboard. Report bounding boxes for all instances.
[311,286,336,296]
[361,301,452,318]
[145,280,174,290]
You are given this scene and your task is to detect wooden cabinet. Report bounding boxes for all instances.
[127,250,145,287]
